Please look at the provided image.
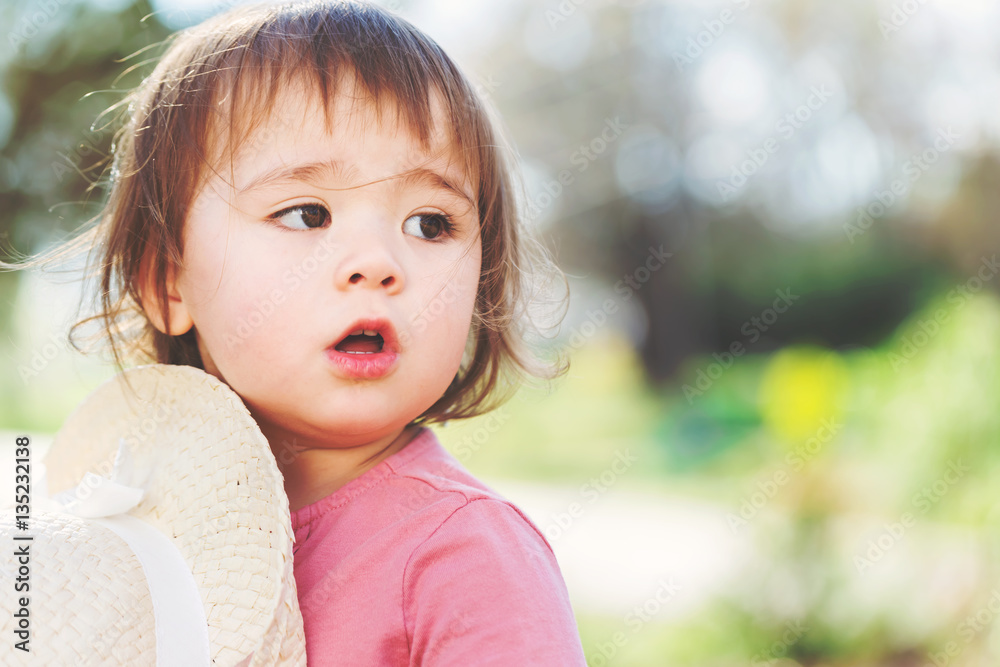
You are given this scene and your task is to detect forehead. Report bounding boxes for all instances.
[206,72,471,193]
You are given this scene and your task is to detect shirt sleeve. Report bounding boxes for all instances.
[402,497,588,666]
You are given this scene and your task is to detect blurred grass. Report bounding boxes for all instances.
[443,288,1000,665]
[437,330,670,484]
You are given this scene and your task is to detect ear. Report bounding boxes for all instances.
[138,254,194,336]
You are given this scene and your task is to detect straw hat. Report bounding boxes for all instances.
[0,363,306,666]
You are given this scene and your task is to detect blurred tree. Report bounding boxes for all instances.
[0,0,169,258]
[2,0,998,386]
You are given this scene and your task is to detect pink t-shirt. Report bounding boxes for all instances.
[290,426,588,666]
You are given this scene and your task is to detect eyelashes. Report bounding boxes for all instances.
[401,212,456,241]
[267,203,457,241]
[268,204,329,230]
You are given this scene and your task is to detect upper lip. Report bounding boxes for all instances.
[329,316,400,354]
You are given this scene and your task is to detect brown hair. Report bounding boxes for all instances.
[6,0,569,426]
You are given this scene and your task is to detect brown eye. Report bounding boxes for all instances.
[403,213,455,241]
[269,204,330,230]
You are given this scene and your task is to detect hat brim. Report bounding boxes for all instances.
[40,363,305,666]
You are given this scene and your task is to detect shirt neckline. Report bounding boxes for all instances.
[290,425,436,528]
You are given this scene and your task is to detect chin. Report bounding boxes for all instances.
[306,407,412,440]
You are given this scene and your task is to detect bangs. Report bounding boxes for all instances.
[178,1,483,200]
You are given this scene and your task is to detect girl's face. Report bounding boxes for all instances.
[168,77,482,450]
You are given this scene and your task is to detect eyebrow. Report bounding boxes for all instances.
[236,158,475,208]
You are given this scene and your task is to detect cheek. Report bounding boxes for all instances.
[423,252,481,358]
[178,221,285,357]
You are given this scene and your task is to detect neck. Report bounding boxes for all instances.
[260,422,421,513]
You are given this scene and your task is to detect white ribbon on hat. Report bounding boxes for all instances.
[37,438,212,667]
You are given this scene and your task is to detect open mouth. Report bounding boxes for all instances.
[334,329,385,355]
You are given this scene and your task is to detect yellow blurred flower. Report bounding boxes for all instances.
[758,346,849,444]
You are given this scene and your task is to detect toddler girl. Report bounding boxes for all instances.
[26,1,586,664]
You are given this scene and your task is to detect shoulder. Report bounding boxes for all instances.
[386,429,566,590]
[381,427,536,527]
[410,496,553,563]
[386,470,558,570]
[401,497,587,666]
[402,496,562,610]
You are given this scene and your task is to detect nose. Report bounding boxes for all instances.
[332,225,404,294]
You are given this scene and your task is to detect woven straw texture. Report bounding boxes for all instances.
[0,364,306,666]
[0,512,156,665]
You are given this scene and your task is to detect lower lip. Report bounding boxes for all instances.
[325,347,398,379]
